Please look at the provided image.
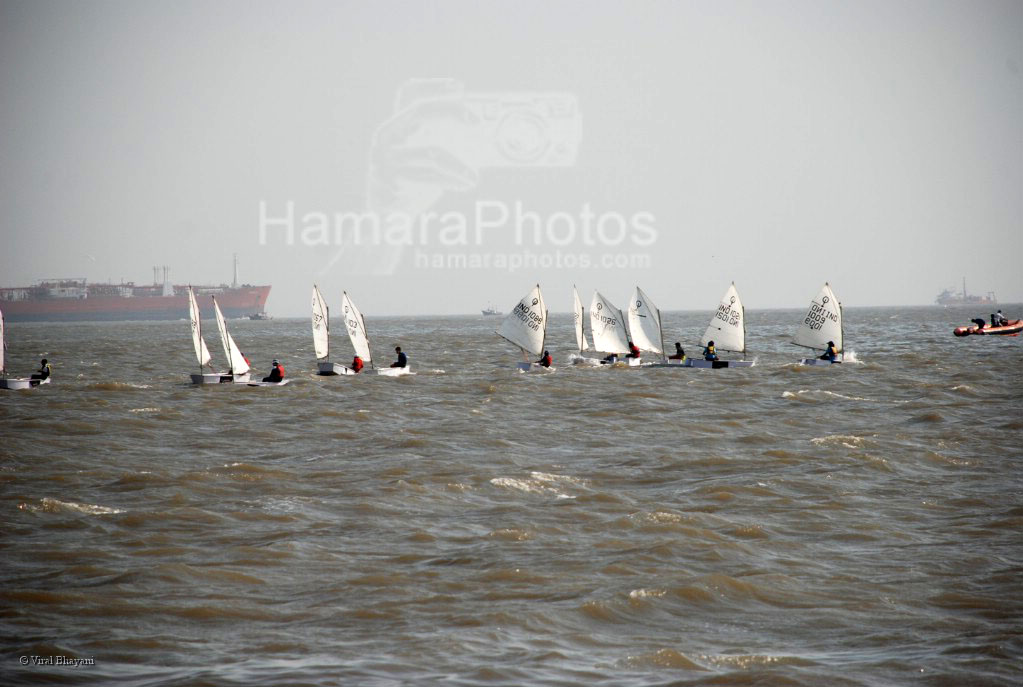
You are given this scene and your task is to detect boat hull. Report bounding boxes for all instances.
[374,367,411,377]
[1,377,50,390]
[317,361,355,376]
[683,359,755,368]
[800,358,842,366]
[953,320,1022,337]
[190,372,230,385]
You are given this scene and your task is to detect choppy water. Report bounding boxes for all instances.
[2,305,1021,686]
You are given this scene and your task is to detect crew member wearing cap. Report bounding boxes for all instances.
[30,358,51,380]
[263,359,285,383]
[819,341,838,362]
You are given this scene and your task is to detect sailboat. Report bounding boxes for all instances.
[341,291,410,376]
[570,285,600,366]
[684,282,754,368]
[589,291,629,364]
[626,286,664,365]
[312,285,354,375]
[794,283,843,365]
[211,295,257,384]
[0,307,50,390]
[188,286,224,384]
[497,284,551,372]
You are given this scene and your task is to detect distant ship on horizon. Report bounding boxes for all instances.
[0,256,270,322]
[935,277,996,306]
[481,305,502,317]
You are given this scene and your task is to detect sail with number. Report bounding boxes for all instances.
[700,282,745,353]
[590,291,629,354]
[794,283,842,352]
[311,285,330,360]
[188,287,212,368]
[628,286,663,355]
[573,285,589,352]
[340,291,372,363]
[213,296,250,375]
[497,284,547,355]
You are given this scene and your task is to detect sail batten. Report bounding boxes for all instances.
[498,285,547,355]
[311,285,330,360]
[700,283,745,353]
[572,286,590,352]
[794,283,842,352]
[628,286,663,354]
[213,296,249,375]
[341,292,372,362]
[590,291,629,354]
[188,287,212,368]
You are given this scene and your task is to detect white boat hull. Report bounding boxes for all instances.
[191,372,228,385]
[683,359,755,369]
[626,357,642,367]
[516,362,555,373]
[800,358,842,366]
[646,359,688,368]
[1,377,50,390]
[374,366,411,377]
[247,379,292,386]
[317,361,355,376]
[229,373,252,383]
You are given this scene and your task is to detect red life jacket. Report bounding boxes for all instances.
[542,354,552,367]
[629,344,640,357]
[276,365,285,378]
[352,357,364,372]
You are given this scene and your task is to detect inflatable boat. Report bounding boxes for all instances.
[953,319,1022,337]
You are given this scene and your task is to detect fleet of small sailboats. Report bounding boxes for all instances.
[497,284,551,372]
[794,282,843,365]
[0,307,50,390]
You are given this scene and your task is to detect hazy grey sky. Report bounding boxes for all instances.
[1,0,1020,316]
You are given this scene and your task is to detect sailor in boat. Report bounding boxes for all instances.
[600,352,619,364]
[390,346,408,368]
[262,359,285,383]
[668,343,686,362]
[30,359,51,381]
[351,355,364,373]
[994,310,1009,327]
[536,350,552,368]
[971,318,987,329]
[819,341,838,362]
[625,341,641,361]
[703,341,718,361]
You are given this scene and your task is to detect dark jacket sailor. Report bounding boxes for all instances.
[668,343,686,361]
[263,359,285,383]
[391,347,408,368]
[819,341,838,362]
[30,359,51,380]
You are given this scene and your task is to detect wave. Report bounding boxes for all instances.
[22,497,125,515]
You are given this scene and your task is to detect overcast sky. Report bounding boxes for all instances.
[1,0,1020,316]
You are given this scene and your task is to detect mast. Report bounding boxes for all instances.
[658,307,666,361]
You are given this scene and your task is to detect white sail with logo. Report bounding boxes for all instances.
[589,291,629,354]
[188,286,212,368]
[573,285,590,352]
[498,284,547,356]
[213,295,250,376]
[340,291,372,364]
[700,282,745,353]
[628,286,663,355]
[311,285,330,360]
[794,283,842,352]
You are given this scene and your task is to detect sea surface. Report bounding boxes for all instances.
[2,305,1021,686]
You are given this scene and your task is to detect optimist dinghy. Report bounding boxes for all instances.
[187,286,229,384]
[0,307,50,390]
[589,291,630,366]
[794,283,844,365]
[684,282,754,368]
[497,284,553,372]
[212,296,252,383]
[626,286,665,367]
[339,291,411,376]
[311,285,355,375]
[569,285,601,366]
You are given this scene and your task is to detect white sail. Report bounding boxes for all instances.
[589,291,629,354]
[311,285,330,360]
[0,307,5,374]
[188,287,212,368]
[628,286,663,355]
[340,291,372,363]
[700,282,745,353]
[572,285,590,352]
[213,296,250,375]
[497,284,547,355]
[794,283,842,352]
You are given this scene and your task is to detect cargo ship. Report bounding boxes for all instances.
[0,258,270,322]
[935,277,996,307]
